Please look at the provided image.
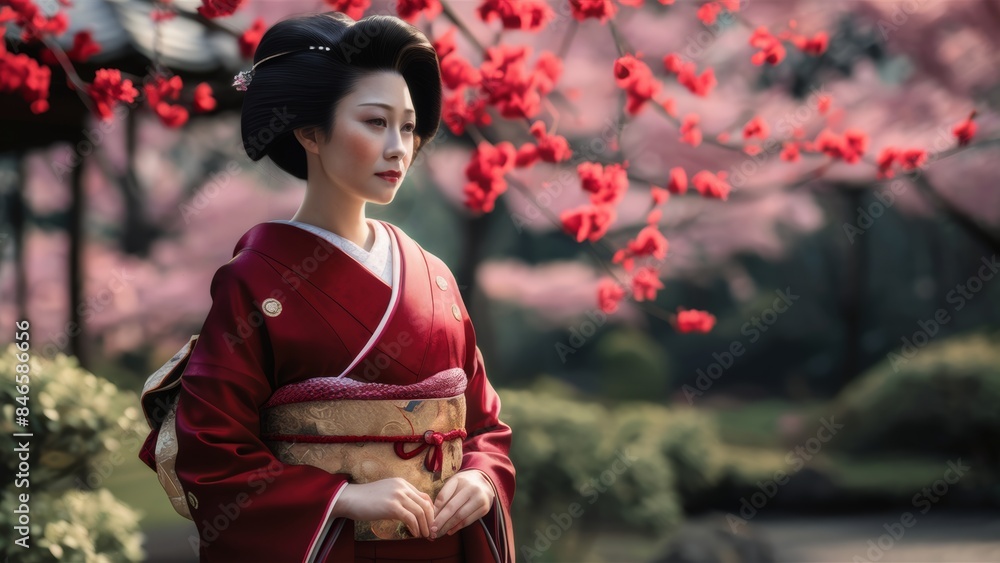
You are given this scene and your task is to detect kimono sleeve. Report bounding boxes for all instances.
[455,296,517,562]
[173,254,350,563]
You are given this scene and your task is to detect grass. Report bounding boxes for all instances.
[103,450,190,532]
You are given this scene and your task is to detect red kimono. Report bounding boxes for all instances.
[150,221,515,562]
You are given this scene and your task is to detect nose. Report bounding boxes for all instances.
[384,127,407,163]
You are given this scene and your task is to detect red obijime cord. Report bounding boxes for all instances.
[262,429,468,473]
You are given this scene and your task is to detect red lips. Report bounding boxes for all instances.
[375,170,402,180]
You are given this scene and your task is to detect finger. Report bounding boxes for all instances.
[434,477,459,513]
[444,502,485,536]
[408,488,435,537]
[434,487,474,534]
[400,494,430,538]
[402,481,434,537]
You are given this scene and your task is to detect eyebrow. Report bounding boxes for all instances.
[358,102,415,115]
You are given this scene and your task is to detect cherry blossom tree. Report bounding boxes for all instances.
[2,0,998,365]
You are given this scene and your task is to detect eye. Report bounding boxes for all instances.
[402,122,415,133]
[367,117,387,127]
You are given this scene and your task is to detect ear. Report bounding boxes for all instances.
[293,126,322,155]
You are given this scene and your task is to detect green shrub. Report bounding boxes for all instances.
[0,345,145,561]
[829,332,1000,480]
[497,384,745,561]
[0,487,144,562]
[593,327,672,401]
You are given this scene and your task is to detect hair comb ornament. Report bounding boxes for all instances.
[232,45,333,91]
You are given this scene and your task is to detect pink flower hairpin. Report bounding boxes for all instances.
[232,46,332,92]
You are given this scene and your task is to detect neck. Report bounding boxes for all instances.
[290,186,374,252]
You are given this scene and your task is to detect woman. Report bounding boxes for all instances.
[168,12,514,562]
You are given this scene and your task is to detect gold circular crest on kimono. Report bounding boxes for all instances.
[435,275,449,291]
[186,491,199,509]
[451,303,462,321]
[261,298,282,317]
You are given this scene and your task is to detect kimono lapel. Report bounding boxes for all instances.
[234,221,433,380]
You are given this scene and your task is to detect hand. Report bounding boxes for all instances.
[431,470,495,539]
[333,478,435,538]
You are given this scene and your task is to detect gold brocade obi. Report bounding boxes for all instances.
[260,368,468,541]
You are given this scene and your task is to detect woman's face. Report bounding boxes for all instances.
[303,71,416,205]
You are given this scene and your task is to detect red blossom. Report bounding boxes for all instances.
[697,2,722,25]
[578,161,629,206]
[193,82,216,113]
[780,141,800,162]
[463,141,517,212]
[515,143,539,167]
[441,54,482,90]
[238,18,266,59]
[843,128,868,163]
[568,0,617,22]
[816,94,832,115]
[528,120,572,163]
[876,147,897,179]
[197,0,244,18]
[398,0,442,22]
[87,68,138,121]
[750,26,786,66]
[479,45,548,118]
[7,1,68,43]
[533,52,562,95]
[647,209,663,226]
[743,115,769,140]
[597,278,626,314]
[612,223,669,272]
[692,170,731,200]
[898,148,927,170]
[433,27,457,60]
[322,0,370,20]
[676,309,716,333]
[144,74,182,107]
[628,224,669,260]
[66,31,101,62]
[442,87,491,135]
[952,112,976,147]
[614,54,661,115]
[814,128,867,164]
[560,204,617,243]
[667,166,688,194]
[680,114,702,147]
[651,186,670,205]
[793,31,828,56]
[662,52,715,97]
[155,101,189,128]
[630,266,664,302]
[477,0,553,31]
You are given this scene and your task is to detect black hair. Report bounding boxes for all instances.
[240,12,442,180]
